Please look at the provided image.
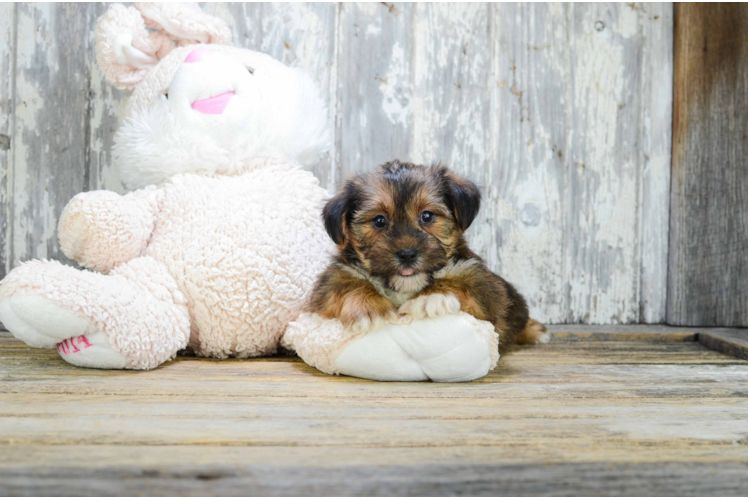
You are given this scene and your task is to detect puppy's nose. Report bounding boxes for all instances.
[396,248,418,265]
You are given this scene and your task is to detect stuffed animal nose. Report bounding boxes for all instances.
[184,48,213,63]
[396,249,418,265]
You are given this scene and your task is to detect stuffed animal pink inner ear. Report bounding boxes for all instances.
[95,4,173,90]
[135,2,232,46]
[95,2,231,91]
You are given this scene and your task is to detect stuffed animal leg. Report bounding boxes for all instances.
[0,257,190,370]
[283,312,499,382]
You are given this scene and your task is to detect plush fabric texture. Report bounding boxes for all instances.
[60,157,334,360]
[282,313,368,375]
[137,159,334,358]
[59,187,161,273]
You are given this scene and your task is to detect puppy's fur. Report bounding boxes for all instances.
[309,161,547,355]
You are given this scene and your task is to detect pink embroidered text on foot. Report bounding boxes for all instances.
[57,335,93,355]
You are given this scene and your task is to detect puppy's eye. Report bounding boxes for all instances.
[372,215,388,230]
[419,211,435,225]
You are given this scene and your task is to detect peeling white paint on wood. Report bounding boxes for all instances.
[11,4,91,270]
[487,3,570,323]
[0,3,675,325]
[87,3,126,194]
[483,3,672,324]
[565,3,642,324]
[337,2,415,180]
[638,3,672,324]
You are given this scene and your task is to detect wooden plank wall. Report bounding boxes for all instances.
[668,4,748,327]
[0,4,13,283]
[0,3,675,325]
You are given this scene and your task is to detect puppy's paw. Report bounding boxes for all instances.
[341,309,396,335]
[349,315,377,335]
[399,293,461,320]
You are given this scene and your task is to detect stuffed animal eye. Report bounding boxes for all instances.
[419,211,435,225]
[372,215,388,229]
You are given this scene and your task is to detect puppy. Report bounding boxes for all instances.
[308,160,548,355]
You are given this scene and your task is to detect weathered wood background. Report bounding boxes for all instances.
[0,2,715,327]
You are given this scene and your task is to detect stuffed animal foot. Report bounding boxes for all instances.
[0,295,127,369]
[0,257,190,370]
[284,312,499,383]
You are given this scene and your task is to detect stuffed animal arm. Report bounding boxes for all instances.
[58,188,161,273]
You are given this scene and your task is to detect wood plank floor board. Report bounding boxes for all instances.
[699,329,748,361]
[0,331,747,495]
[3,462,748,496]
[547,324,703,342]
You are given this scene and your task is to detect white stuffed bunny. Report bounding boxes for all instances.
[0,3,500,381]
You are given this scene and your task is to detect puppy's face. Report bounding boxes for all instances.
[323,161,481,293]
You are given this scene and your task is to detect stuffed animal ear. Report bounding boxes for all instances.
[442,169,481,232]
[135,3,232,46]
[95,4,175,91]
[95,3,231,91]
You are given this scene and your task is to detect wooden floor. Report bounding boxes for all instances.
[1,327,748,496]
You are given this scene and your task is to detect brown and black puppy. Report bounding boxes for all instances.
[308,160,547,355]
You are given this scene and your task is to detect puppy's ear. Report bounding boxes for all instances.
[323,180,359,245]
[323,191,348,245]
[444,171,481,231]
